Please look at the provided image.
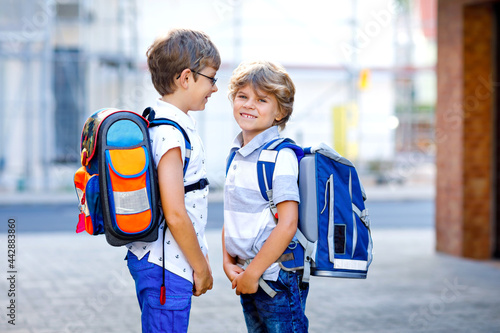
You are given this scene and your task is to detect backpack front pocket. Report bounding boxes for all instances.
[105,146,153,236]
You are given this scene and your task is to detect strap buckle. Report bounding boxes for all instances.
[198,178,209,189]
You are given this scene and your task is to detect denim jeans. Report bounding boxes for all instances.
[240,269,309,333]
[126,251,193,333]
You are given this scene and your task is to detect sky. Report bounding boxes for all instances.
[136,0,416,69]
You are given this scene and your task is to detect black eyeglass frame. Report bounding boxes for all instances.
[176,69,217,86]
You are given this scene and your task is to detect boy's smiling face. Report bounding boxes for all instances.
[233,84,282,145]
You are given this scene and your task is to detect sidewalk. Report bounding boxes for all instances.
[1,227,499,332]
[0,183,435,206]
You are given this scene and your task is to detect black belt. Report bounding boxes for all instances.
[184,178,209,193]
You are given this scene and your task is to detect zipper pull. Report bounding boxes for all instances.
[160,284,166,305]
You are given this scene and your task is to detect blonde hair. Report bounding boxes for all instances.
[147,28,221,96]
[228,60,295,130]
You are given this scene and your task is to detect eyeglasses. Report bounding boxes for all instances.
[191,70,217,86]
[176,70,217,86]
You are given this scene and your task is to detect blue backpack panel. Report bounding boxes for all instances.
[254,139,373,282]
[299,143,372,279]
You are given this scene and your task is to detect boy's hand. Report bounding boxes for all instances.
[232,270,259,295]
[223,262,244,282]
[193,265,213,297]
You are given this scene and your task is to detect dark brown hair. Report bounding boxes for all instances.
[147,28,221,96]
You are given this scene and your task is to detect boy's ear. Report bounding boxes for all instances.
[275,109,284,122]
[178,68,192,88]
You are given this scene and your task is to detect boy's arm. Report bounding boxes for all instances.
[222,226,244,282]
[157,147,213,297]
[232,200,298,295]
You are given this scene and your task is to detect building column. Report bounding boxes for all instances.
[436,0,496,259]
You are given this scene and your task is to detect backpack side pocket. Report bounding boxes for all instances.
[74,168,105,235]
[74,166,90,233]
[85,175,105,235]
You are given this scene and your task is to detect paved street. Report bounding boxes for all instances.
[1,228,500,332]
[0,187,499,332]
[0,198,434,233]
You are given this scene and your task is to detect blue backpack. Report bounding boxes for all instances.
[74,107,196,247]
[229,138,373,284]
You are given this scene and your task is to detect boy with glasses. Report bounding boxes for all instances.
[126,28,220,333]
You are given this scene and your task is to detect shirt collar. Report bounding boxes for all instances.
[154,99,196,130]
[231,126,280,157]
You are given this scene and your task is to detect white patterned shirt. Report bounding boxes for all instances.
[128,99,209,283]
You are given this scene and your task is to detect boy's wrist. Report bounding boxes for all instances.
[243,266,261,281]
[192,260,210,275]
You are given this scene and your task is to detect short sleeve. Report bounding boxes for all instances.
[150,125,187,168]
[272,148,300,205]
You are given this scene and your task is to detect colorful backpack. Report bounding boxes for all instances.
[73,107,192,246]
[227,139,373,286]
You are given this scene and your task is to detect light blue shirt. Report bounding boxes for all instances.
[224,126,299,281]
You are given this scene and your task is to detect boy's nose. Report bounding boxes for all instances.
[244,99,255,109]
[212,83,218,93]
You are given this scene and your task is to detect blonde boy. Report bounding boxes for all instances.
[223,60,309,332]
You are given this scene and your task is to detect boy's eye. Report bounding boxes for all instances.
[237,95,247,99]
[259,99,267,103]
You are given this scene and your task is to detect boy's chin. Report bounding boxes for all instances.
[190,106,206,112]
[192,101,208,111]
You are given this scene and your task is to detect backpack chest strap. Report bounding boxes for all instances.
[184,178,209,193]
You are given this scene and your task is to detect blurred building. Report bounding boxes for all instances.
[0,0,141,191]
[436,0,500,259]
[0,0,437,192]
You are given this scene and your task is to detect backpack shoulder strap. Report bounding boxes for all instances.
[225,148,238,176]
[257,138,304,215]
[143,107,191,176]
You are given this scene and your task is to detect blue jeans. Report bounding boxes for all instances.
[126,251,193,333]
[240,269,309,333]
